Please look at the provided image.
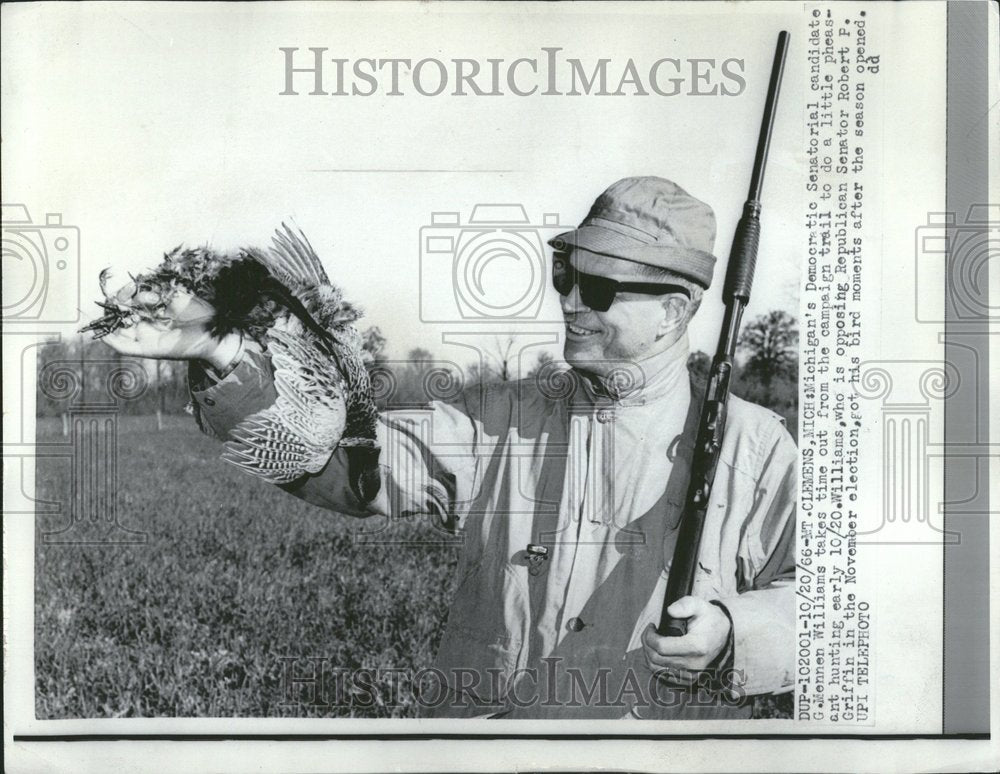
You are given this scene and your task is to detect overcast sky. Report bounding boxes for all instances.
[3,2,803,372]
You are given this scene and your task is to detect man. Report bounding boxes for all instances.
[102,177,796,719]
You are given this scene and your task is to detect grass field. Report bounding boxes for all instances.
[34,414,791,719]
[34,415,461,718]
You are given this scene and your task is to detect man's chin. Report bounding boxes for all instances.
[563,341,605,373]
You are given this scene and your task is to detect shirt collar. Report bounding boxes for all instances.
[572,332,691,407]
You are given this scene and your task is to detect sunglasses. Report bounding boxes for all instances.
[551,254,691,312]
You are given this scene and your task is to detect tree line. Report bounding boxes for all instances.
[36,310,798,437]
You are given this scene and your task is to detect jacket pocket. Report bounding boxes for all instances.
[431,561,529,710]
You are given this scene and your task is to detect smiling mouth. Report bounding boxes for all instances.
[566,322,599,338]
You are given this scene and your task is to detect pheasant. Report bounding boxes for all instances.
[81,225,381,502]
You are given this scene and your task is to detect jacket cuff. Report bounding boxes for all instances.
[715,590,794,697]
[188,347,277,441]
[708,600,736,671]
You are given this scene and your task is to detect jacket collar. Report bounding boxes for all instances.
[572,332,692,407]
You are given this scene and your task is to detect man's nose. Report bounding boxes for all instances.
[560,283,588,315]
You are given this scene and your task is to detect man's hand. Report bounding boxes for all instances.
[641,596,732,684]
[96,282,241,371]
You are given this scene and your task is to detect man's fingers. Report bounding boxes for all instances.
[643,647,700,679]
[91,278,214,360]
[665,596,707,620]
[643,599,731,676]
[650,667,698,687]
[168,290,215,323]
[101,328,144,355]
[645,650,695,672]
[134,290,163,308]
[109,280,139,305]
[642,625,712,679]
[642,623,703,658]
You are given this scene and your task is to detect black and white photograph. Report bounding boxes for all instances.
[2,1,996,772]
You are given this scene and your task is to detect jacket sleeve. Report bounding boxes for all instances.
[188,346,479,525]
[716,420,797,696]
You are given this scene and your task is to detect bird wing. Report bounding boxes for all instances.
[257,223,330,290]
[221,322,348,483]
[338,339,380,448]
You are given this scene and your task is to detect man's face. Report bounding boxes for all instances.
[558,250,688,377]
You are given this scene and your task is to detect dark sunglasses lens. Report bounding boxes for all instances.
[578,273,615,312]
[552,257,617,311]
[552,255,574,296]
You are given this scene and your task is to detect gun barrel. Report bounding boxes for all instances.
[747,30,790,203]
[724,31,789,306]
[656,31,789,638]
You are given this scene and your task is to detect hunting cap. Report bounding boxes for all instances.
[549,176,717,289]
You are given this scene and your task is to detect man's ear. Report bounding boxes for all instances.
[657,294,689,336]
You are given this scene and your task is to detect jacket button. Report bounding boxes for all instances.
[567,617,585,632]
[204,397,216,407]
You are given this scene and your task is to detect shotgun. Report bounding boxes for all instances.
[657,31,789,638]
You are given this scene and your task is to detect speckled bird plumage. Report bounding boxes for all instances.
[82,225,380,493]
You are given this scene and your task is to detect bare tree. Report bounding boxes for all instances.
[465,360,499,387]
[486,336,516,382]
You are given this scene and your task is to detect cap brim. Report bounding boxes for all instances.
[549,224,645,256]
[549,225,716,289]
[567,248,660,282]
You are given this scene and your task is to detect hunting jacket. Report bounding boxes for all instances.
[189,332,797,719]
